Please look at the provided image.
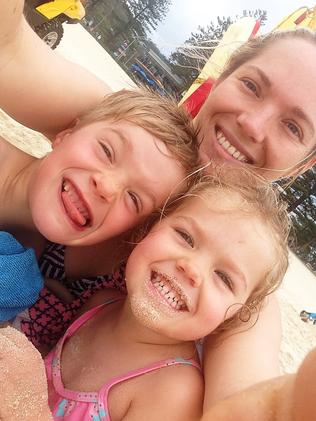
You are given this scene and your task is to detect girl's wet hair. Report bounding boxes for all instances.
[133,165,291,333]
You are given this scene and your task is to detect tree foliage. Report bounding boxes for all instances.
[279,167,316,272]
[170,9,266,88]
[126,0,172,33]
[84,0,171,51]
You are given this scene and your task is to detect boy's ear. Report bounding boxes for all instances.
[52,117,80,148]
[52,128,73,148]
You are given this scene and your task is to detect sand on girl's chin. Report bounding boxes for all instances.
[130,295,161,330]
[0,23,315,374]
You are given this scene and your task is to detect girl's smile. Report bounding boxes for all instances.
[127,190,276,341]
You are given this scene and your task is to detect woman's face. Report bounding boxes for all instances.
[196,38,316,180]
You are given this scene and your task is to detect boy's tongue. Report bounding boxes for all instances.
[61,191,87,226]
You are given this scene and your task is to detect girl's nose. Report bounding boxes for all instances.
[176,257,202,288]
[92,174,119,202]
[237,105,275,143]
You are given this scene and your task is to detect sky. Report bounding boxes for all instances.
[150,0,315,56]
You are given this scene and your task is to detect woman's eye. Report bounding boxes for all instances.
[242,79,258,96]
[99,143,112,161]
[285,121,301,139]
[215,270,233,291]
[175,229,194,248]
[128,192,141,213]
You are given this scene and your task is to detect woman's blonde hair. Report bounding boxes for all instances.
[76,89,201,179]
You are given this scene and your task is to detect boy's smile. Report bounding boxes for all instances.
[61,178,92,228]
[28,121,186,245]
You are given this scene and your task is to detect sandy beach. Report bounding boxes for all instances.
[1,24,315,374]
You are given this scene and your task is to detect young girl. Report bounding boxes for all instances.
[2,329,316,421]
[3,168,290,420]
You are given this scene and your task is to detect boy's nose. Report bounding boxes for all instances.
[176,257,202,288]
[92,174,120,202]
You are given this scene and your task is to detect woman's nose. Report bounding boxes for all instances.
[176,257,202,288]
[237,105,275,143]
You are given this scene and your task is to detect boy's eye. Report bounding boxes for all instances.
[99,142,113,161]
[215,270,233,291]
[128,191,141,213]
[175,229,194,248]
[242,79,258,96]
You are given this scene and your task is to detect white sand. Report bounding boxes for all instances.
[1,24,315,373]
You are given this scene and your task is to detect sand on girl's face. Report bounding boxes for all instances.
[1,24,315,374]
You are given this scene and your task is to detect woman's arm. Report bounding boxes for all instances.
[203,295,281,410]
[0,1,109,139]
[202,347,316,421]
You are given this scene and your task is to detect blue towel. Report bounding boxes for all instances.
[0,231,43,321]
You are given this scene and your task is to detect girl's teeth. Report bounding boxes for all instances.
[151,273,187,311]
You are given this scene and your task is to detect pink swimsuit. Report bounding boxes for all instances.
[45,300,200,420]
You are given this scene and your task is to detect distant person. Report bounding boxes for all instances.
[300,310,316,325]
[0,0,315,409]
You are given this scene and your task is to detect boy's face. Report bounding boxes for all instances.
[28,121,186,246]
[126,191,276,341]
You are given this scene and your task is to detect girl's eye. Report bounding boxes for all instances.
[99,143,112,162]
[215,270,233,291]
[285,121,301,139]
[175,229,194,248]
[242,79,258,96]
[128,191,141,213]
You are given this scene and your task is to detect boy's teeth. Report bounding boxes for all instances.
[62,180,90,226]
[216,130,247,162]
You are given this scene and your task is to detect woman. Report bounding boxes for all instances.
[1,0,315,411]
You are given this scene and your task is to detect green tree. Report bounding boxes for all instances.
[170,9,266,88]
[126,0,172,32]
[279,167,316,272]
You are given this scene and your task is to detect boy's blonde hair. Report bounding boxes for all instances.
[138,166,291,333]
[76,89,200,179]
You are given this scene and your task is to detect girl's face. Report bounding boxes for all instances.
[126,191,275,341]
[196,38,316,180]
[28,121,185,246]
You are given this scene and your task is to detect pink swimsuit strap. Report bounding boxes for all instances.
[51,299,201,419]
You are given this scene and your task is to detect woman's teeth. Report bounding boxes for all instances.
[216,130,248,162]
[151,271,188,311]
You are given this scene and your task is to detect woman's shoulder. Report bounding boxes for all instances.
[203,295,281,409]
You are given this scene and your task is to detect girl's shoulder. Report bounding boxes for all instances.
[129,361,203,420]
[76,289,125,317]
